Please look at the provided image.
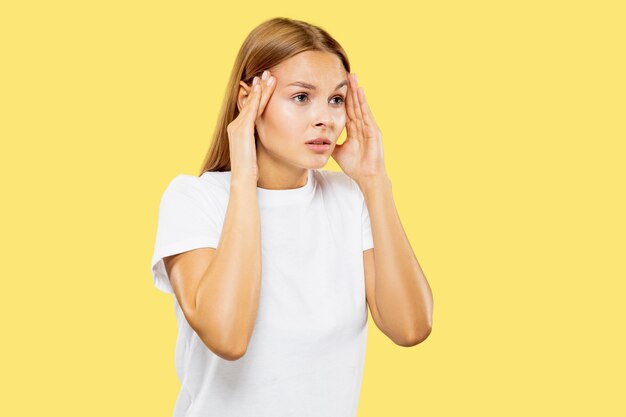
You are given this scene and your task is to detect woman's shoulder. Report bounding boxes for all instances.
[198,170,232,190]
[162,171,230,202]
[164,173,203,193]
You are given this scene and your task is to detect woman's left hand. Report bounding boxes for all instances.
[331,73,387,185]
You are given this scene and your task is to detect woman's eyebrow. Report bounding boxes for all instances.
[286,80,348,91]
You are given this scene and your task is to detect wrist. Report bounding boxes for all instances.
[356,173,392,193]
[231,175,258,189]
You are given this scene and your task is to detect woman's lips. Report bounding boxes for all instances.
[305,143,331,152]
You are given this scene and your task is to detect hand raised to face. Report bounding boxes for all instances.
[331,72,387,183]
[228,70,277,181]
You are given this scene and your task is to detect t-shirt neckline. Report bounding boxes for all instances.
[226,169,315,207]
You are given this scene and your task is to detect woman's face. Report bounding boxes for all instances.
[253,50,348,170]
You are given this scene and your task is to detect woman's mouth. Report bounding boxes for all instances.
[305,143,331,152]
[305,138,331,153]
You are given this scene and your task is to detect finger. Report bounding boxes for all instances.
[357,86,377,128]
[257,72,277,117]
[345,73,357,122]
[347,73,365,141]
[350,74,365,123]
[243,76,262,124]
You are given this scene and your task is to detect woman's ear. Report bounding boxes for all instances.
[237,80,252,112]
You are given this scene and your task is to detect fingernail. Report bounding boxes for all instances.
[254,83,259,91]
[267,76,274,86]
[253,76,259,86]
[262,70,268,80]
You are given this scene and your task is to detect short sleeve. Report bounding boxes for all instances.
[350,178,374,251]
[150,175,221,294]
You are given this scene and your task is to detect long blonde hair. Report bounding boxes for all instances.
[198,17,351,175]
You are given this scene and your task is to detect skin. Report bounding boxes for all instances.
[237,50,435,346]
[162,50,433,361]
[237,50,347,189]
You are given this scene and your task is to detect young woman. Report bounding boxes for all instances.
[151,16,433,417]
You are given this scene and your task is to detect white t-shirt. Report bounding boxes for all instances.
[151,168,374,417]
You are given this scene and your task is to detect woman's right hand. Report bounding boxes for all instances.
[227,70,276,183]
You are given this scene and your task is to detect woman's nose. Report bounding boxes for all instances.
[312,103,333,127]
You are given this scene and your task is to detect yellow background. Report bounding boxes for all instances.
[1,1,624,415]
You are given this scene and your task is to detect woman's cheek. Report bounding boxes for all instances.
[280,101,301,117]
[336,111,347,129]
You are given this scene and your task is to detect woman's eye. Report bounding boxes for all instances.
[292,94,345,105]
[293,93,309,103]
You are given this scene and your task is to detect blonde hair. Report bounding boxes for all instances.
[198,17,351,175]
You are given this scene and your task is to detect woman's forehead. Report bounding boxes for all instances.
[283,79,348,91]
[270,52,347,85]
[271,69,347,90]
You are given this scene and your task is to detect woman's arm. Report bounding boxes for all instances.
[359,174,433,345]
[164,176,261,361]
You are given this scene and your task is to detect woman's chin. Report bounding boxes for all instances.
[304,156,330,169]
